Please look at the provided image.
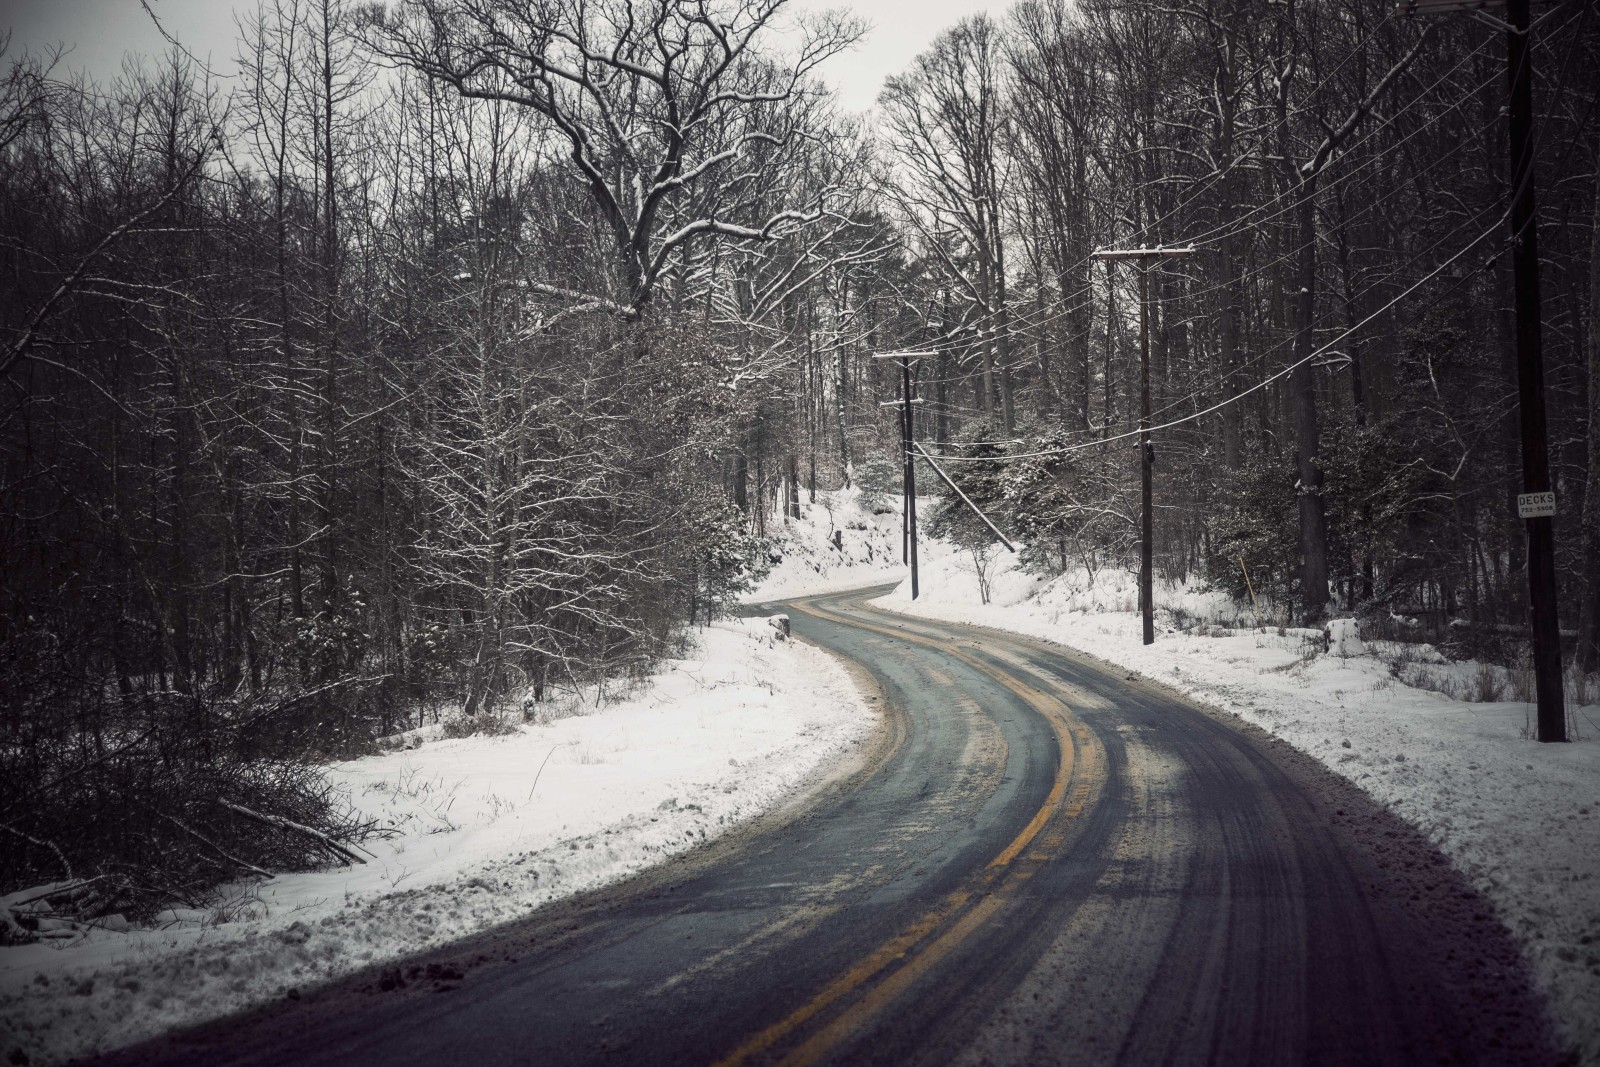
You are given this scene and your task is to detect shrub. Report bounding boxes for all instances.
[1,631,378,935]
[440,710,521,739]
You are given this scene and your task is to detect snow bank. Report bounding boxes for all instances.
[746,486,952,602]
[878,552,1600,1063]
[0,619,876,1066]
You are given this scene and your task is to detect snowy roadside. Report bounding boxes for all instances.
[744,485,950,603]
[0,619,876,1067]
[875,552,1600,1063]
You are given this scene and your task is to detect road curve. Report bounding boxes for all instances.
[94,587,1560,1067]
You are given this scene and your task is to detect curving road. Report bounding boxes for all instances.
[99,587,1559,1066]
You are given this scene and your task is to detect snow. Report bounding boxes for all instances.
[876,550,1600,1063]
[745,486,952,602]
[0,619,876,1067]
[1327,616,1364,657]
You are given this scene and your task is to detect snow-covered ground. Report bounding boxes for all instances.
[875,551,1600,1063]
[746,485,951,601]
[0,619,876,1066]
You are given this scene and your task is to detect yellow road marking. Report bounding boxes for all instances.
[712,595,1101,1067]
[778,888,1013,1067]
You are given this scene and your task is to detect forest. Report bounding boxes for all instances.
[2,0,1597,917]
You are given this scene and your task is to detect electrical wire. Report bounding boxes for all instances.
[876,14,1570,436]
[927,203,1510,463]
[1137,0,1594,424]
[852,6,1583,457]
[890,25,1503,348]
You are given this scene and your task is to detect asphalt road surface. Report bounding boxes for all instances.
[97,587,1561,1066]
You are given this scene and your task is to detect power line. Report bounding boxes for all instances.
[874,40,1547,443]
[1142,3,1595,423]
[852,8,1582,449]
[884,35,1501,354]
[903,141,1500,441]
[928,206,1508,464]
[981,28,1502,339]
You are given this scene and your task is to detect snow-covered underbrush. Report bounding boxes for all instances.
[746,485,953,602]
[878,551,1600,1062]
[0,619,875,1067]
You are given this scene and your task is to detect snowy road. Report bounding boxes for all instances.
[94,588,1560,1066]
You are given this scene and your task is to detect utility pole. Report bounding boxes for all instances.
[878,385,911,564]
[1506,0,1566,742]
[903,355,919,600]
[1402,0,1565,740]
[876,351,932,599]
[1091,246,1194,645]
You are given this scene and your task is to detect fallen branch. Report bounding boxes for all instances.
[218,800,365,866]
[0,907,29,943]
[153,807,275,880]
[4,877,104,910]
[1240,556,1266,634]
[1,820,73,881]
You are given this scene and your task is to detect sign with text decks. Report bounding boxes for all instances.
[1516,491,1556,519]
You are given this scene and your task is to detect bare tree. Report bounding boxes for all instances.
[879,16,1017,432]
[1268,0,1431,621]
[364,0,860,315]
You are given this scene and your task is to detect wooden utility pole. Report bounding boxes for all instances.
[1504,0,1566,742]
[1401,0,1564,739]
[876,352,932,600]
[1091,246,1195,645]
[902,356,919,600]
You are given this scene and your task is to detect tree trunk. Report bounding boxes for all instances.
[1291,180,1330,621]
[835,335,851,481]
[1104,262,1117,427]
[1070,145,1094,433]
[754,450,765,538]
[937,289,952,447]
[980,328,997,423]
[995,242,1016,434]
[1579,170,1600,671]
[1219,228,1243,469]
[316,4,342,654]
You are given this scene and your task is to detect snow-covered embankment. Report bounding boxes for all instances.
[745,484,951,601]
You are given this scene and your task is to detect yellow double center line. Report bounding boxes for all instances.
[715,596,1102,1067]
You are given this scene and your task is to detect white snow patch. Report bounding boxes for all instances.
[0,619,876,1066]
[1326,617,1364,657]
[746,486,953,602]
[877,551,1600,1062]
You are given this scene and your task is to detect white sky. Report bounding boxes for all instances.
[1,0,997,113]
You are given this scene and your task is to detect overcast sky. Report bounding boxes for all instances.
[1,0,996,113]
